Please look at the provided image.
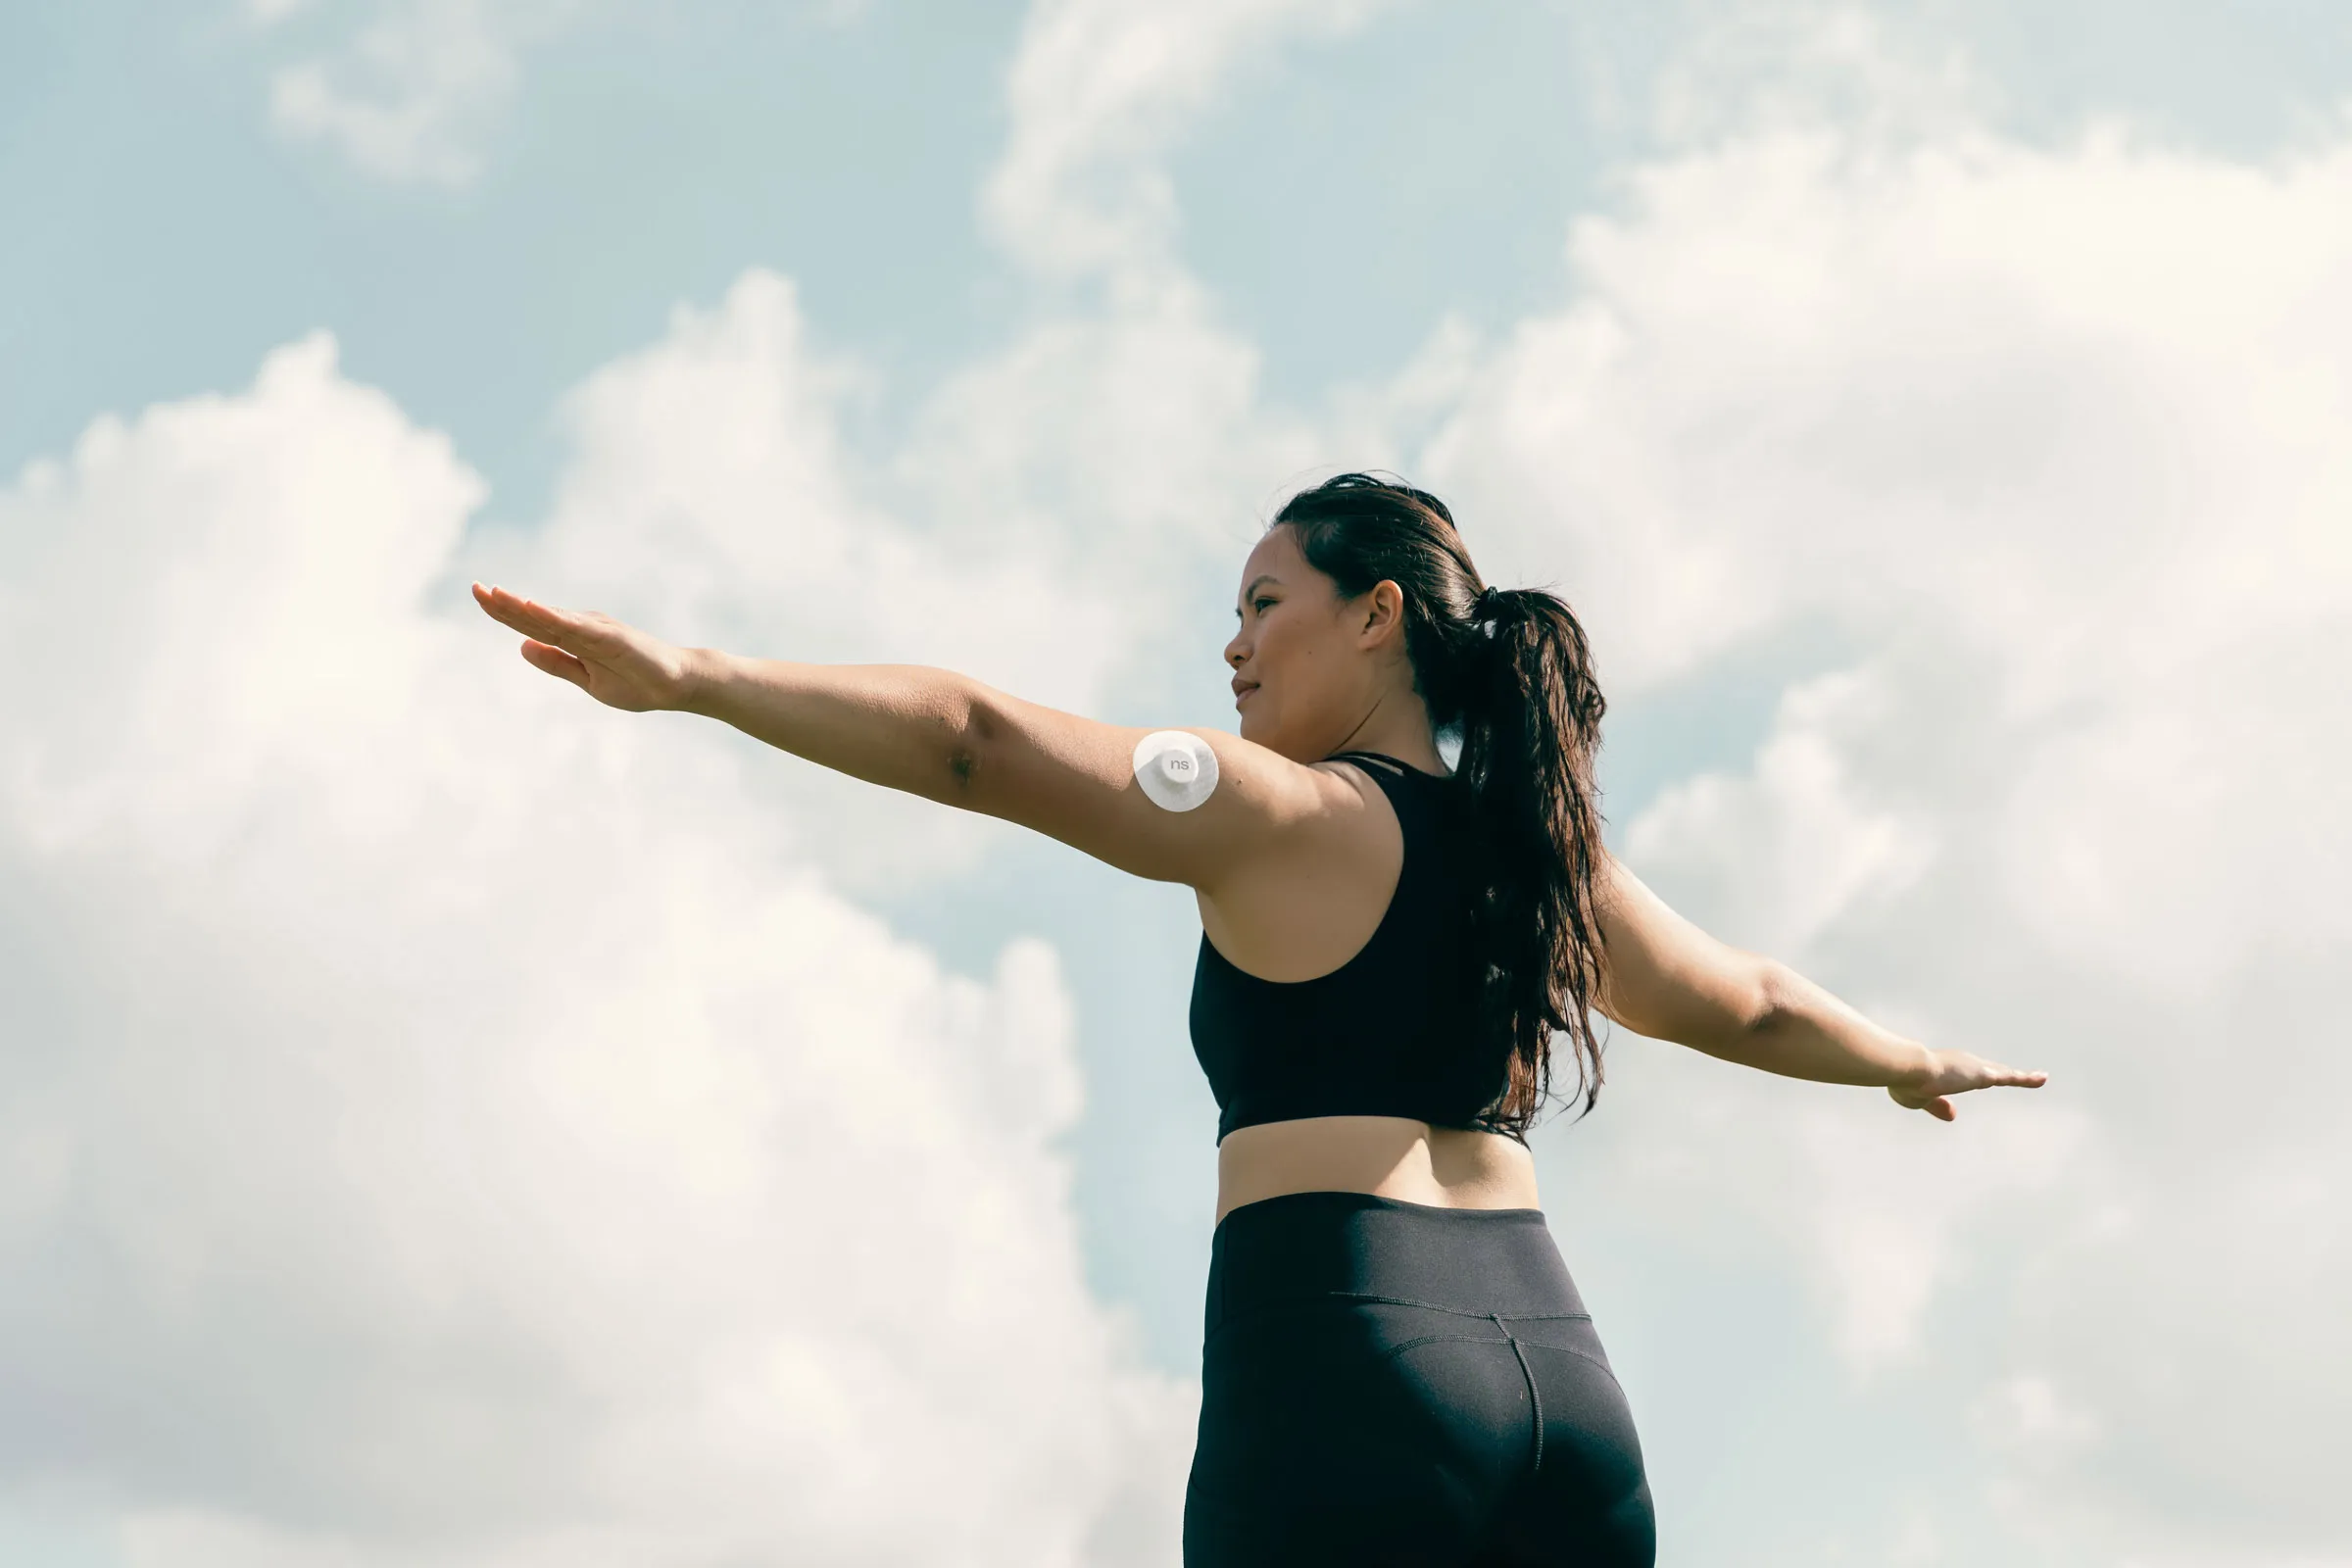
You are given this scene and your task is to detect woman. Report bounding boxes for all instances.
[472,472,2047,1566]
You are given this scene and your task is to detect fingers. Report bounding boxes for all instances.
[473,581,531,622]
[520,638,589,687]
[473,584,634,679]
[473,582,596,647]
[473,582,542,637]
[479,584,563,635]
[1889,1054,2046,1123]
[1886,1083,1957,1120]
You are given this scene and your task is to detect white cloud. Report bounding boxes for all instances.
[1625,664,1937,958]
[453,265,1314,897]
[1385,19,2352,1557]
[899,2,1408,754]
[522,270,1130,704]
[0,332,1193,1563]
[251,0,874,183]
[1649,0,1991,152]
[984,0,1387,289]
[262,0,564,184]
[1970,1372,2103,1459]
[259,0,1385,196]
[74,3,2352,1563]
[467,268,1163,898]
[29,7,1425,1555]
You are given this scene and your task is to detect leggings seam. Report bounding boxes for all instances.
[1495,1314,1544,1476]
[1356,1331,1631,1431]
[1367,1324,1604,1366]
[1365,1327,1550,1478]
[1204,1290,1591,1345]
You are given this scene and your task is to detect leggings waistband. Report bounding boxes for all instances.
[1206,1191,1586,1340]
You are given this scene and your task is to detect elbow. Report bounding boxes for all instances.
[1669,957,1789,1064]
[1738,957,1797,1042]
[939,677,1000,801]
[946,744,981,795]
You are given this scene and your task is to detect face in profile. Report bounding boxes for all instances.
[1225,524,1377,761]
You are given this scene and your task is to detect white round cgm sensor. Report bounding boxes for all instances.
[1132,730,1219,811]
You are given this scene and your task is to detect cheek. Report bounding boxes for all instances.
[1262,620,1308,671]
[1266,627,1328,692]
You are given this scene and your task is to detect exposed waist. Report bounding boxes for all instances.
[1214,1113,1539,1224]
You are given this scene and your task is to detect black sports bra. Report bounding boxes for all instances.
[1188,750,1512,1143]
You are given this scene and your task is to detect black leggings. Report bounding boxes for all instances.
[1184,1192,1655,1567]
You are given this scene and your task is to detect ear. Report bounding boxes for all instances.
[1355,579,1408,648]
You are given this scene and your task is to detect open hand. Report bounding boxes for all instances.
[471,583,698,712]
[1888,1048,2049,1122]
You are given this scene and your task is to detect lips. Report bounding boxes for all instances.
[1232,680,1258,705]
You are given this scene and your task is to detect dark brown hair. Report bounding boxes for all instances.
[1272,472,1610,1135]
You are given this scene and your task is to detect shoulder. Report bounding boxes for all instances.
[1162,733,1394,840]
[1192,752,1410,972]
[1184,747,1402,905]
[1301,754,1412,842]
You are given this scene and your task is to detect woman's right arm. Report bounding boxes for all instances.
[687,643,1356,893]
[1592,854,2046,1120]
[471,584,1377,898]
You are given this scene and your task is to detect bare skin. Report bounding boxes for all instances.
[471,529,2046,1225]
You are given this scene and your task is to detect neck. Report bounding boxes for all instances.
[1330,698,1446,775]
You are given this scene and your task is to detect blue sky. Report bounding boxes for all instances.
[5,3,2350,1564]
[15,0,2347,514]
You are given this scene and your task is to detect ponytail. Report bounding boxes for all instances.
[1455,584,1610,1131]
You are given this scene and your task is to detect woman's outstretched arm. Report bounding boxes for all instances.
[1592,852,2047,1121]
[469,584,1386,896]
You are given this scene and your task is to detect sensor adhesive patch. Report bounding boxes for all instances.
[1132,730,1219,812]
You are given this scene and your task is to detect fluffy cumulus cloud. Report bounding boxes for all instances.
[892,0,1363,731]
[51,1,2352,1563]
[465,267,1157,900]
[1379,23,2352,1560]
[7,3,1403,1556]
[3,5,1386,1560]
[984,0,1384,289]
[0,333,1194,1562]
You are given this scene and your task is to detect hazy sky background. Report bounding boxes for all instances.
[4,2,2348,1564]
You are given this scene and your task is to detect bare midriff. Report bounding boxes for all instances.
[1213,1114,1541,1226]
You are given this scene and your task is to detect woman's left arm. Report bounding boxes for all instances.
[1593,852,2048,1121]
